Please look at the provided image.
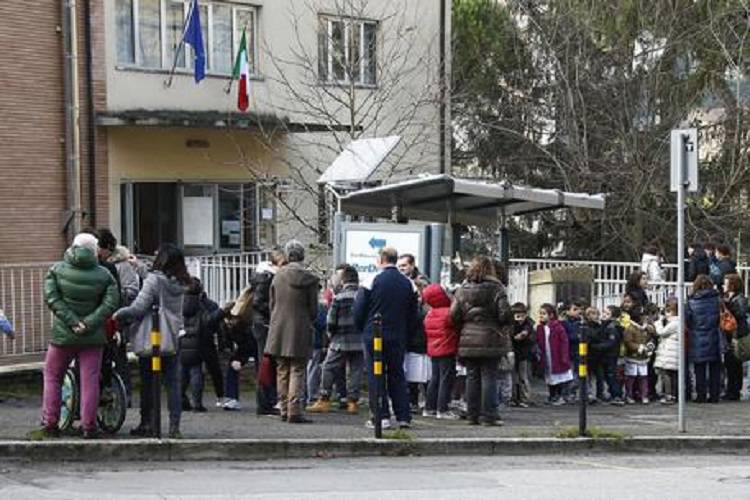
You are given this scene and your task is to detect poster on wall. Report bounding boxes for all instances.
[342,224,427,285]
[183,197,214,246]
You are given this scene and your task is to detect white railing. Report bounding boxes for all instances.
[189,251,271,306]
[0,262,55,357]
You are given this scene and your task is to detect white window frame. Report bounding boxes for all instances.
[118,0,259,77]
[320,16,377,86]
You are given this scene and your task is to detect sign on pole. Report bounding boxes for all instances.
[670,129,699,192]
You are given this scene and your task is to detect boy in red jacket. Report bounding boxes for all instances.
[422,284,460,419]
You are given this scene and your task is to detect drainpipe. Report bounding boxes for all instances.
[439,0,447,174]
[83,0,96,227]
[62,0,82,237]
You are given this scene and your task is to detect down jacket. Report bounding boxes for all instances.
[44,246,120,347]
[450,277,511,359]
[687,288,723,363]
[423,284,458,358]
[654,316,680,371]
[725,293,748,339]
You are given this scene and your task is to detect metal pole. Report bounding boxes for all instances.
[373,313,383,439]
[151,304,162,438]
[578,335,588,436]
[677,134,687,433]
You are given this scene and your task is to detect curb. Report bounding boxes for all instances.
[3,436,750,462]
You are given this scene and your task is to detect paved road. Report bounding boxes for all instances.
[2,454,749,499]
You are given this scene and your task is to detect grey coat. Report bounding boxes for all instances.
[114,271,186,356]
[265,262,319,359]
[109,246,140,306]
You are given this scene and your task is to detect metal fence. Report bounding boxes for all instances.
[0,262,54,357]
[188,251,271,307]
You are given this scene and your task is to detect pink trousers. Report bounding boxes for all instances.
[42,344,103,431]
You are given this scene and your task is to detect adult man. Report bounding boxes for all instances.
[397,253,429,413]
[396,253,430,291]
[265,241,319,424]
[355,247,419,429]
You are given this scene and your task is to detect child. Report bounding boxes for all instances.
[582,307,604,402]
[622,302,655,404]
[511,303,535,407]
[422,283,460,419]
[308,265,364,414]
[562,301,584,399]
[599,305,625,405]
[536,303,573,405]
[654,299,679,404]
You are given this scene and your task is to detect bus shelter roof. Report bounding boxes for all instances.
[338,174,605,225]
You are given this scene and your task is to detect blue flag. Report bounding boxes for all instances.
[184,0,205,82]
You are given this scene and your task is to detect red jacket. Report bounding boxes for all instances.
[422,284,459,358]
[536,320,571,375]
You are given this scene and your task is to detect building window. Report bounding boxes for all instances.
[121,182,276,255]
[318,16,377,86]
[116,0,258,76]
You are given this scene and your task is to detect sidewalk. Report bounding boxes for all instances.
[1,386,747,441]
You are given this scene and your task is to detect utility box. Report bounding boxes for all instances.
[528,266,594,314]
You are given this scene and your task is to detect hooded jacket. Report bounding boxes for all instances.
[327,283,362,352]
[108,245,140,306]
[654,316,679,371]
[265,262,319,359]
[115,271,186,355]
[451,277,512,358]
[423,284,458,358]
[44,246,120,347]
[180,278,225,366]
[687,287,723,363]
[250,261,277,326]
[641,252,664,283]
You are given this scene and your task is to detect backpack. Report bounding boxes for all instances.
[709,261,723,286]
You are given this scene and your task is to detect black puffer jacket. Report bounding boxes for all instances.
[180,279,225,367]
[450,277,511,358]
[250,265,274,325]
[686,249,710,282]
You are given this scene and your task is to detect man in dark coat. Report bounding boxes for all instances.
[265,241,319,424]
[355,247,419,429]
[686,243,710,282]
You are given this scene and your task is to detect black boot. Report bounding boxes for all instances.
[168,423,182,439]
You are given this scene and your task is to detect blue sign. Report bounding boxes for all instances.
[368,237,386,249]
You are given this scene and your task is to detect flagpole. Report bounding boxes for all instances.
[163,0,195,88]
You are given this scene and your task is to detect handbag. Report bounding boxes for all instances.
[132,289,178,357]
[720,303,738,335]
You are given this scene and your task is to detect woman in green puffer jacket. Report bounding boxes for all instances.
[31,233,120,440]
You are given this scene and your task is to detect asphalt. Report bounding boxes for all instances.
[3,454,750,499]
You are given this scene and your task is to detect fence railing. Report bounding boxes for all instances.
[0,262,54,357]
[188,251,271,307]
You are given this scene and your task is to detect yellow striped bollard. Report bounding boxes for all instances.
[373,313,383,439]
[151,304,162,439]
[579,339,588,436]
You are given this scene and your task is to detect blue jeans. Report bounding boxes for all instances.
[138,355,181,428]
[426,356,455,413]
[306,348,325,404]
[365,338,410,422]
[225,363,241,400]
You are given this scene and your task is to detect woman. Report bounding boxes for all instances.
[723,274,747,401]
[114,244,189,438]
[31,233,119,439]
[625,271,650,309]
[450,256,511,426]
[641,243,664,284]
[687,274,723,403]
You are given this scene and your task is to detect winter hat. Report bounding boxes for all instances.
[72,233,99,256]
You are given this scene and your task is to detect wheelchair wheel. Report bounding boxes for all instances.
[58,368,79,431]
[97,372,127,434]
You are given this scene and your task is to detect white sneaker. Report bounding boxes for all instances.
[365,418,391,430]
[422,409,437,418]
[437,411,460,420]
[216,398,226,408]
[223,398,241,411]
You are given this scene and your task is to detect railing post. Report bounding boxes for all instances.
[373,313,384,439]
[150,304,162,439]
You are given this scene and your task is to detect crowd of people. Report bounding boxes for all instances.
[24,232,750,439]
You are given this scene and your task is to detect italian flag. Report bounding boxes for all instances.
[232,29,250,112]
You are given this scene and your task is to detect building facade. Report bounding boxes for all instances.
[0,0,448,263]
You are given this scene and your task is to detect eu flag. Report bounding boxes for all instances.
[185,0,205,82]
